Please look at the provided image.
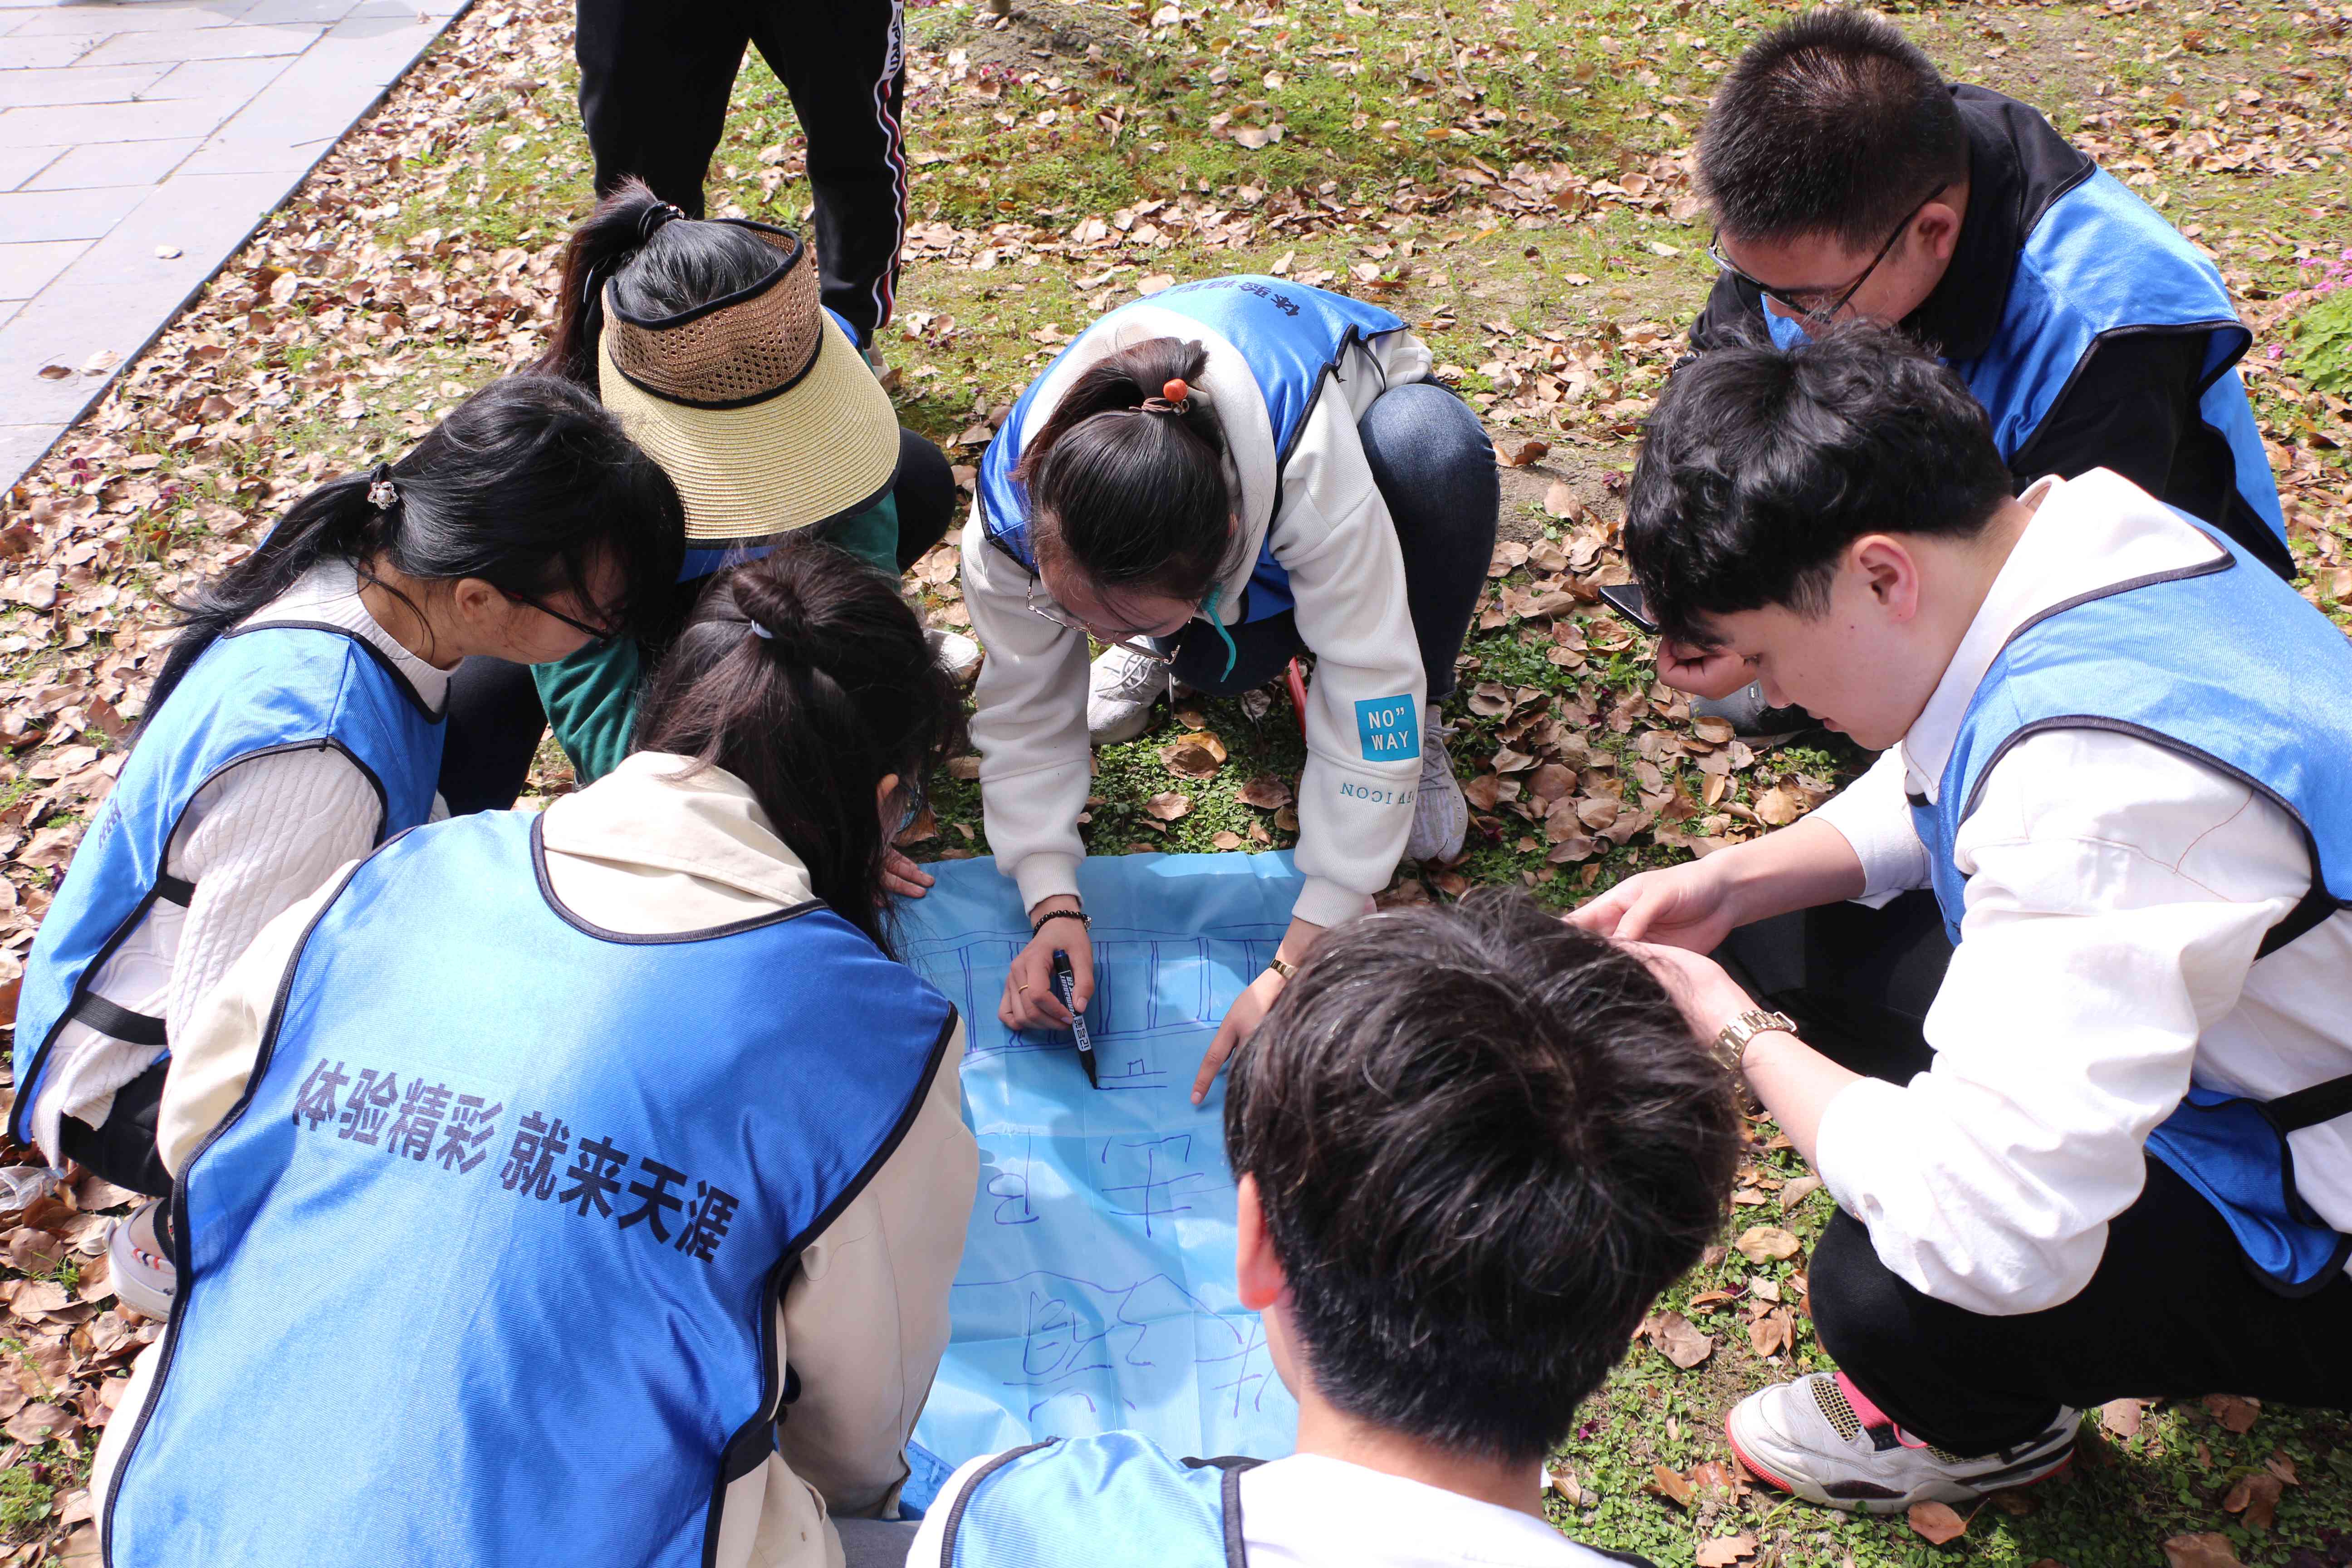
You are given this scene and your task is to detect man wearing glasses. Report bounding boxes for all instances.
[1678,8,2285,707]
[1651,8,2294,1106]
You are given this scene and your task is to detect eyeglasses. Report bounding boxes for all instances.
[501,588,617,651]
[1025,578,1176,666]
[1708,185,1947,326]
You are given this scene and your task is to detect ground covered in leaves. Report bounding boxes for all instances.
[3,0,2352,1563]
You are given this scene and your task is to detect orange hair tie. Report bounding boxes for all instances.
[1162,378,1190,403]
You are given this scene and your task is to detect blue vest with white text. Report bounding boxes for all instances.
[10,625,442,1146]
[941,1434,1254,1568]
[103,810,957,1568]
[1911,519,2352,1293]
[1770,169,2284,554]
[979,277,1406,624]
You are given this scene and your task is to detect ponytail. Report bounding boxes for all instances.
[632,539,965,954]
[538,177,788,388]
[142,375,683,727]
[1014,336,1236,605]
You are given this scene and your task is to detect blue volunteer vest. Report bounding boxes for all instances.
[978,276,1407,625]
[10,625,442,1147]
[104,809,956,1568]
[1770,169,2284,554]
[939,1434,1256,1568]
[1911,518,2352,1293]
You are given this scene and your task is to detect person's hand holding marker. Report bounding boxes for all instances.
[1002,896,1093,1032]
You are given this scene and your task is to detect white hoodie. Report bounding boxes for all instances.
[962,303,1435,930]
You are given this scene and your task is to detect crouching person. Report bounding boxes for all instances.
[1577,324,2352,1514]
[912,892,1740,1567]
[93,540,980,1568]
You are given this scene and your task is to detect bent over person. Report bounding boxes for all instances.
[1578,326,2352,1514]
[93,543,978,1568]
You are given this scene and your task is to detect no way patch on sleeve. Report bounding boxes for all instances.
[1354,695,1420,761]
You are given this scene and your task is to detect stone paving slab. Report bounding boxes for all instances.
[0,0,476,495]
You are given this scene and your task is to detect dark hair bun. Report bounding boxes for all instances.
[730,562,826,668]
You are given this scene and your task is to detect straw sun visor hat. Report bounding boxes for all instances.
[597,220,899,548]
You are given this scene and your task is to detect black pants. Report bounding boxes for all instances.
[435,429,955,815]
[576,0,909,347]
[1722,896,2352,1454]
[1812,1159,2352,1455]
[57,1056,173,1197]
[1168,382,1497,703]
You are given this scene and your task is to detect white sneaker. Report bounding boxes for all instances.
[1726,1371,2078,1514]
[1405,718,1467,862]
[108,1199,176,1321]
[1087,646,1169,745]
[929,627,982,682]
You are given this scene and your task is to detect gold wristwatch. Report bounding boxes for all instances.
[1267,955,1298,981]
[1711,1009,1797,1073]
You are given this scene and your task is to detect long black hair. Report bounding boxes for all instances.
[1014,336,1238,606]
[632,540,965,955]
[142,375,684,726]
[537,176,784,388]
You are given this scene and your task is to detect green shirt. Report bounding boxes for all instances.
[534,495,903,785]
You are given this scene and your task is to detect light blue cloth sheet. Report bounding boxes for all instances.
[896,853,1304,1508]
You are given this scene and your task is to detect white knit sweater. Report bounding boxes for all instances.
[29,562,448,1160]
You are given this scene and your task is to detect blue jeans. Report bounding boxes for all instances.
[1167,381,1498,702]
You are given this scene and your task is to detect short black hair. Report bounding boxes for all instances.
[1625,323,2013,643]
[1225,891,1738,1464]
[1698,7,1968,248]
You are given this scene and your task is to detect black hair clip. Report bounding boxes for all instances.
[637,201,689,244]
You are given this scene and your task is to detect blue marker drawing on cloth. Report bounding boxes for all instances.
[896,852,1305,1508]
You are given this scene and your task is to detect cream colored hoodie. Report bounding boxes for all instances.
[93,753,979,1568]
[964,306,1435,931]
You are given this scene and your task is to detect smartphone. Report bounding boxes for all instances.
[1597,581,1658,635]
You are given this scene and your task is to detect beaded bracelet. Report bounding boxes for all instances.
[1030,906,1092,938]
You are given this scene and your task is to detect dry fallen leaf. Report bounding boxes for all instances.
[1145,792,1192,821]
[1542,480,1577,519]
[2163,1534,2242,1568]
[1498,437,1550,467]
[2222,1470,2283,1531]
[1162,732,1228,779]
[1236,775,1293,810]
[1779,1174,1823,1210]
[1752,784,1804,827]
[1734,1225,1801,1264]
[1210,831,1243,851]
[2204,1393,2261,1434]
[1651,1311,1713,1369]
[2100,1397,2146,1438]
[1907,1500,1969,1544]
[1694,1535,1755,1568]
[1645,1463,1694,1508]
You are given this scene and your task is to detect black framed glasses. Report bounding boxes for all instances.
[1708,185,1947,326]
[501,588,617,650]
[1024,577,1177,666]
